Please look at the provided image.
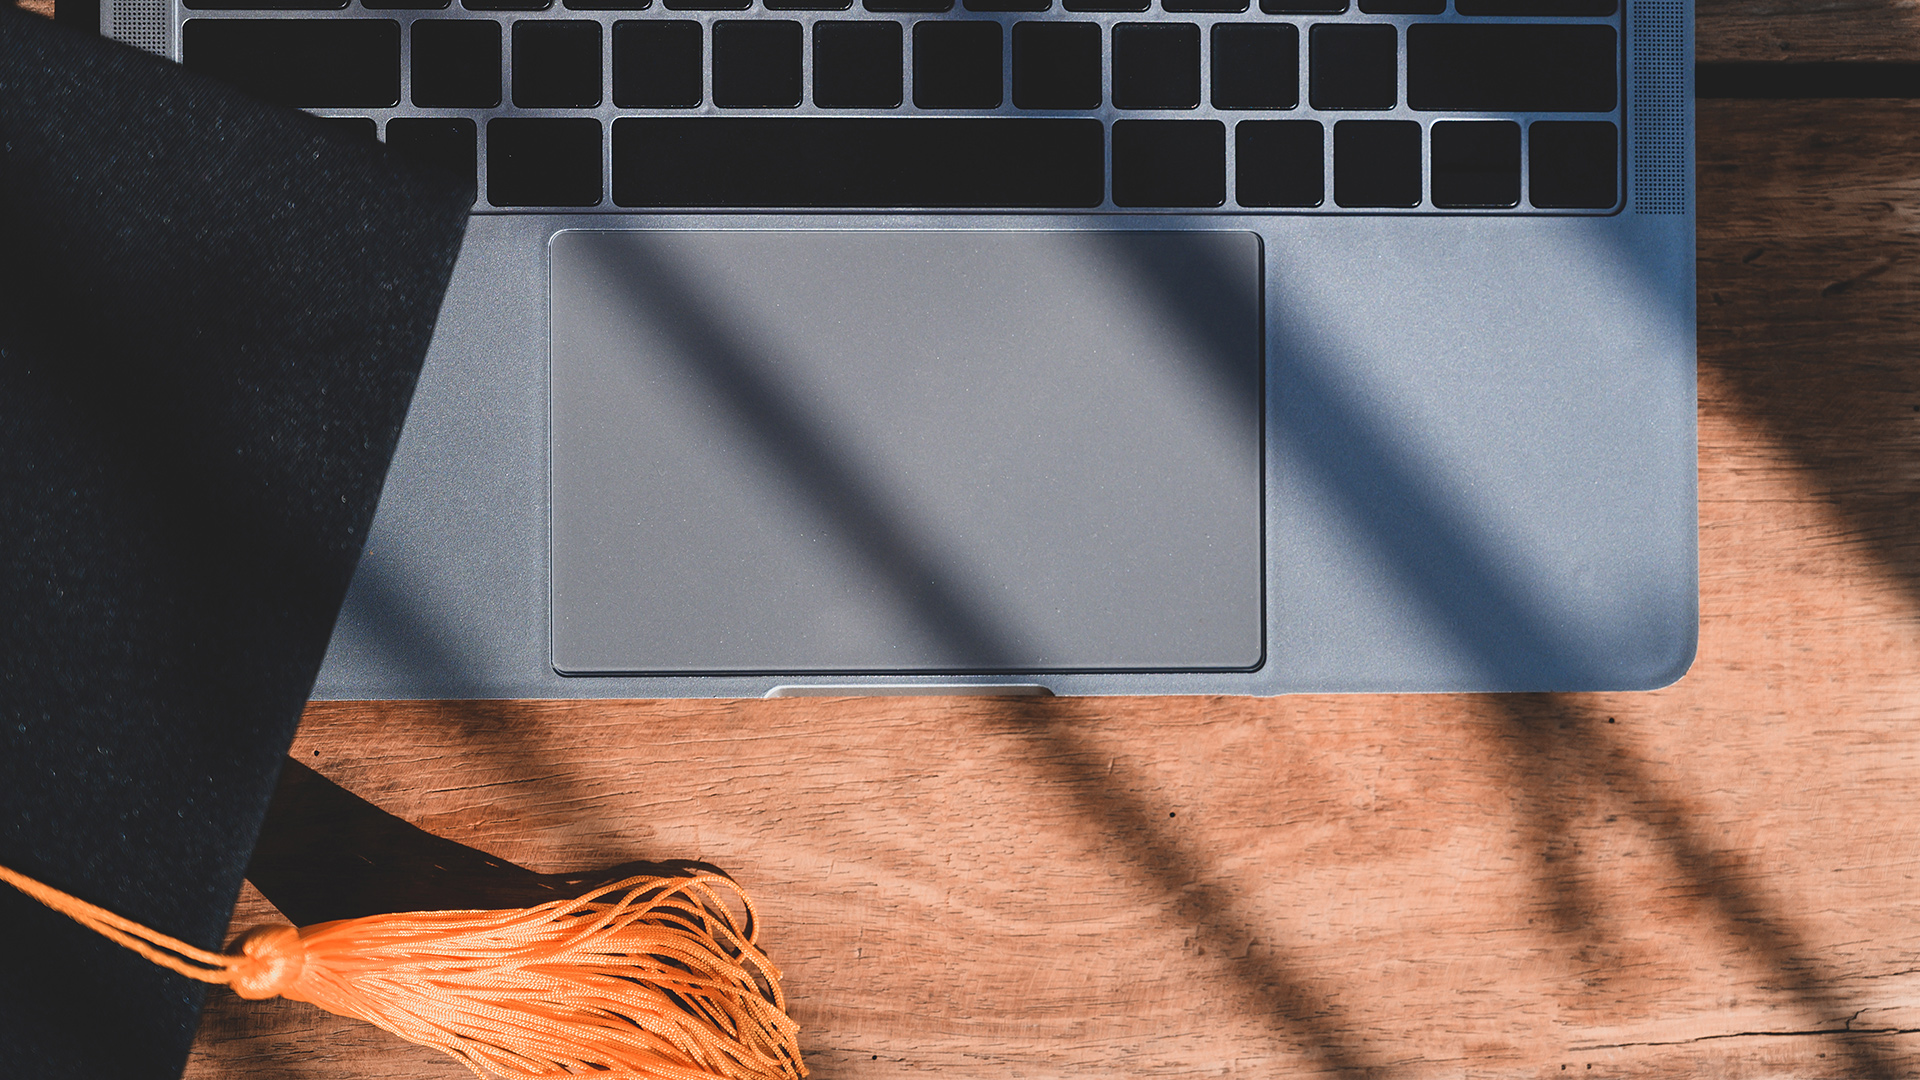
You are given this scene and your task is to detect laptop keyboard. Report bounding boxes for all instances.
[179,0,1623,212]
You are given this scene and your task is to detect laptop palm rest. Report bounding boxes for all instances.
[548,229,1264,676]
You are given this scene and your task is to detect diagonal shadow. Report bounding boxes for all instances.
[1098,229,1891,1068]
[322,551,493,698]
[312,231,1388,1070]
[1086,230,1265,437]
[1694,98,1920,619]
[1267,320,1888,1069]
[577,234,1025,669]
[1100,227,1637,688]
[999,696,1390,1079]
[1488,694,1909,1076]
[1573,98,1919,635]
[1272,355,1614,685]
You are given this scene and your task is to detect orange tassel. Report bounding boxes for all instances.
[0,862,806,1080]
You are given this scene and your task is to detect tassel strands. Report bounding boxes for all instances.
[0,862,807,1080]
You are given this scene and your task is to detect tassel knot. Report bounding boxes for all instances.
[226,923,307,1000]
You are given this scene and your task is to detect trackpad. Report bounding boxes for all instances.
[548,230,1264,674]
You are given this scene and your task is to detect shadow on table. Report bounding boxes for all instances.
[994,687,1912,1080]
[247,758,728,926]
[1697,98,1920,614]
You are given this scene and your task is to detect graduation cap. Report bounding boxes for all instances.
[0,10,802,1078]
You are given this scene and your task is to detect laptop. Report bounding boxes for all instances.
[108,0,1694,698]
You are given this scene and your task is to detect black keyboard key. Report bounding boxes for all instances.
[1358,0,1440,11]
[1235,119,1322,207]
[365,0,445,11]
[1165,0,1245,10]
[914,21,1002,109]
[613,20,701,107]
[768,0,849,8]
[612,118,1103,206]
[1529,120,1617,208]
[513,21,600,107]
[488,118,602,206]
[464,0,546,12]
[1064,0,1146,10]
[1332,119,1419,207]
[385,117,477,198]
[1457,0,1614,13]
[566,0,651,9]
[665,0,747,9]
[866,0,950,10]
[966,0,1048,9]
[814,21,902,108]
[1112,23,1200,109]
[1407,25,1617,112]
[1012,21,1100,110]
[1309,24,1394,110]
[1430,120,1519,207]
[182,20,398,107]
[1261,0,1345,12]
[412,19,500,108]
[1112,119,1224,207]
[1211,23,1296,109]
[714,21,803,107]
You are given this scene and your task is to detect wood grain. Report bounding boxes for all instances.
[181,101,1920,1079]
[1698,0,1920,63]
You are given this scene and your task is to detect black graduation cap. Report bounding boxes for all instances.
[0,8,471,1076]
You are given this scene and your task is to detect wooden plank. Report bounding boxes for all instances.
[1697,98,1920,597]
[1698,0,1920,63]
[183,100,1920,1079]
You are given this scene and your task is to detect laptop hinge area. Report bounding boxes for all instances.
[763,684,1053,699]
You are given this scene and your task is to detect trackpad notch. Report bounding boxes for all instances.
[549,230,1264,674]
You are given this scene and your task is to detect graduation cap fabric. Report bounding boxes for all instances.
[0,9,471,1077]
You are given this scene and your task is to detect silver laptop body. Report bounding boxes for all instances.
[119,0,1694,697]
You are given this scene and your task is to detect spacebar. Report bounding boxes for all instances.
[611,118,1106,209]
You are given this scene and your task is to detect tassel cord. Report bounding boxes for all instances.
[0,861,241,984]
[284,887,801,1078]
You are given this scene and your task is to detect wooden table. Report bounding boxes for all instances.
[167,6,1920,1076]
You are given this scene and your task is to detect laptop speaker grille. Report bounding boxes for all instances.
[107,0,170,58]
[1629,0,1688,215]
